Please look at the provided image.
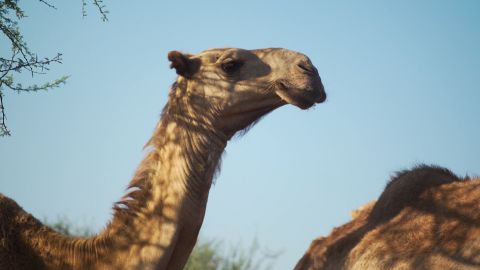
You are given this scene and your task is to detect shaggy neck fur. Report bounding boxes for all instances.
[1,83,228,270]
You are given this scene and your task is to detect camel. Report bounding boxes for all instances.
[0,48,326,270]
[294,165,480,270]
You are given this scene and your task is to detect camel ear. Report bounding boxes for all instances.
[168,51,199,78]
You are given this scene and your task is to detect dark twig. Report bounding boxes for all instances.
[0,87,10,136]
[92,0,109,21]
[37,0,57,10]
[83,0,109,21]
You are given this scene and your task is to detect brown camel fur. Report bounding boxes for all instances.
[295,165,480,270]
[0,48,326,270]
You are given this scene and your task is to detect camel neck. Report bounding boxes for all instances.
[100,102,228,269]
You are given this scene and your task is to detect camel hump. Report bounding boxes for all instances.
[368,165,462,224]
[0,194,23,228]
[0,193,23,213]
[0,193,31,230]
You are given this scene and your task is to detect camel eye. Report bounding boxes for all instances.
[221,60,243,74]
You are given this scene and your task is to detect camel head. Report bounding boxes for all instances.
[167,47,326,137]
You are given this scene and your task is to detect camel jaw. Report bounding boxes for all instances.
[275,81,326,110]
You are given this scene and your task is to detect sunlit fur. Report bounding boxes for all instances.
[294,165,480,270]
[0,47,325,270]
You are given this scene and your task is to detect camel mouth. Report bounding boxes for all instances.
[275,80,326,110]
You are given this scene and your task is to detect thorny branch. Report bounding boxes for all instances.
[37,0,56,10]
[0,0,108,136]
[83,0,109,22]
[92,0,108,21]
[0,88,9,136]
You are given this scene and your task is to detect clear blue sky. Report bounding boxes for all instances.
[1,1,479,269]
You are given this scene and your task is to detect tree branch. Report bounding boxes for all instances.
[93,0,108,21]
[3,75,68,92]
[0,88,10,136]
[0,53,63,74]
[37,0,57,10]
[0,0,108,136]
[83,0,109,21]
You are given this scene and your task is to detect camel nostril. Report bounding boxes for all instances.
[297,63,311,72]
[297,62,317,75]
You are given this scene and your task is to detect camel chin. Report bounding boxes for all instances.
[275,87,325,110]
